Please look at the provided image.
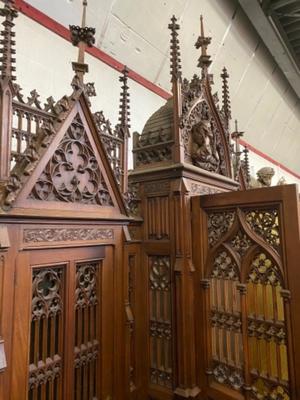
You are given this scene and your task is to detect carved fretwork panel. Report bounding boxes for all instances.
[147,196,169,240]
[209,250,244,390]
[245,209,280,252]
[11,96,55,170]
[29,114,113,206]
[247,253,289,398]
[74,261,101,400]
[28,266,64,400]
[94,111,124,187]
[149,256,173,389]
[201,205,291,399]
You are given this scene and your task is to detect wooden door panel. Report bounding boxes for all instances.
[11,246,109,400]
[192,184,300,400]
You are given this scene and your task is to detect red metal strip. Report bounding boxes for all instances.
[240,139,300,180]
[14,0,171,100]
[13,0,300,181]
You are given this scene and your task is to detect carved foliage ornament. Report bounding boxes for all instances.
[248,253,282,286]
[212,251,239,280]
[245,209,280,250]
[211,363,244,391]
[29,114,113,206]
[75,262,98,309]
[207,211,235,247]
[24,227,114,243]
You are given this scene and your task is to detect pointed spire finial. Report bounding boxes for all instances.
[0,0,18,82]
[195,15,211,78]
[242,146,250,186]
[168,15,182,84]
[118,65,131,135]
[70,0,95,85]
[221,67,231,128]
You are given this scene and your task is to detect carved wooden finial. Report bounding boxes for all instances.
[242,146,251,186]
[118,66,131,134]
[232,120,244,179]
[168,15,182,83]
[221,67,231,128]
[70,0,95,85]
[195,15,211,77]
[118,66,131,194]
[0,0,18,82]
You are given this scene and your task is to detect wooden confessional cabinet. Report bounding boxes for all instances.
[0,2,299,400]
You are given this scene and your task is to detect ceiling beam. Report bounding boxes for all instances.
[238,0,300,97]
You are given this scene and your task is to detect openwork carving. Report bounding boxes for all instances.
[75,262,98,308]
[31,268,63,320]
[29,356,62,390]
[212,362,244,391]
[251,379,290,400]
[24,227,113,243]
[248,253,282,285]
[245,209,280,250]
[74,261,100,399]
[212,251,239,280]
[94,110,124,186]
[29,266,64,399]
[248,318,286,344]
[149,256,171,291]
[29,114,113,206]
[230,231,253,256]
[211,310,241,332]
[207,211,235,246]
[124,182,140,216]
[149,256,172,388]
[150,321,172,340]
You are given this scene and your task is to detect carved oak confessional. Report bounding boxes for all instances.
[0,1,299,400]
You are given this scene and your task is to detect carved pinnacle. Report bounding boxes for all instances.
[195,15,211,77]
[118,66,131,134]
[242,146,250,186]
[220,67,231,127]
[168,15,182,82]
[0,0,18,81]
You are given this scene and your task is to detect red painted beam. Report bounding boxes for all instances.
[14,0,172,100]
[13,0,300,181]
[240,139,300,180]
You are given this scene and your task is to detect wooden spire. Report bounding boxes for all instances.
[118,66,130,194]
[0,0,18,82]
[118,66,130,134]
[168,15,182,83]
[0,0,17,182]
[195,15,211,78]
[232,119,244,178]
[242,146,250,186]
[221,67,231,128]
[70,0,95,85]
[168,15,184,163]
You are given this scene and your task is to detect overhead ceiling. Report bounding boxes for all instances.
[22,0,300,174]
[239,0,300,97]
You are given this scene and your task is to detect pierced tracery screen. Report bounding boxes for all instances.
[203,207,291,399]
[149,255,173,389]
[29,266,64,400]
[74,261,101,400]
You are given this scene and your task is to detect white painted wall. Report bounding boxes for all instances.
[13,11,300,187]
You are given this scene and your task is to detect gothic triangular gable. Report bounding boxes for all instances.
[4,95,127,218]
